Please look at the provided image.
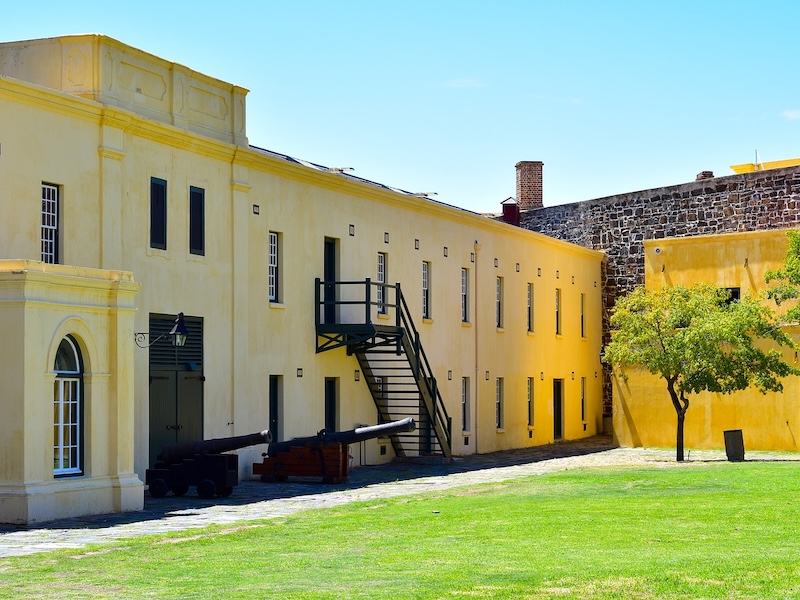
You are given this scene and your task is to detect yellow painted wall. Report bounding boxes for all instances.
[0,34,248,146]
[0,261,141,524]
[613,230,800,451]
[730,157,800,174]
[0,36,606,508]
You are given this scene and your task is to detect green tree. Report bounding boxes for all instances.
[604,284,798,461]
[765,228,800,322]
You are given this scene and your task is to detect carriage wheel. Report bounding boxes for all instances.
[197,479,217,499]
[148,478,168,498]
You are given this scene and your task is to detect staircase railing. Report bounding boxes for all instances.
[395,286,452,456]
[314,278,452,457]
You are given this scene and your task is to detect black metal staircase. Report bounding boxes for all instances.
[315,278,452,459]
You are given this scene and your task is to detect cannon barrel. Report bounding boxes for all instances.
[158,429,272,465]
[265,417,414,456]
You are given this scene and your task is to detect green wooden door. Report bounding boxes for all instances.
[147,314,204,467]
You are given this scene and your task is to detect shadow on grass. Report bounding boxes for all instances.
[0,435,619,534]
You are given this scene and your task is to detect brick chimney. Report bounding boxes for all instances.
[516,161,543,210]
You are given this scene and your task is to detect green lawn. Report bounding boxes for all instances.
[2,462,800,599]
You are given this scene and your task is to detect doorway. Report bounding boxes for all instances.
[148,314,204,467]
[269,375,282,442]
[325,377,338,432]
[553,378,564,440]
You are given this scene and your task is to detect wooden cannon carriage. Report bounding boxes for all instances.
[253,417,415,483]
[146,429,271,499]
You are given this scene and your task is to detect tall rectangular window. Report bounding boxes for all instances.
[555,288,562,335]
[461,268,469,323]
[496,377,504,429]
[54,337,82,476]
[189,186,205,255]
[377,252,387,313]
[41,183,59,264]
[527,283,534,332]
[150,177,167,250]
[496,277,504,328]
[527,377,534,426]
[422,261,431,319]
[580,293,586,338]
[581,376,586,422]
[269,231,281,302]
[461,377,470,432]
[54,378,81,475]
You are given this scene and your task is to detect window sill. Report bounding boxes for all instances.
[496,428,505,433]
[376,312,392,321]
[527,330,535,336]
[461,321,472,328]
[422,318,433,324]
[496,327,505,333]
[461,430,472,437]
[54,469,83,478]
[146,247,168,259]
[269,301,286,310]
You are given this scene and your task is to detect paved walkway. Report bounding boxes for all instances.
[1,437,796,557]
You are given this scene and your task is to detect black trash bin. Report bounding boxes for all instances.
[723,429,745,462]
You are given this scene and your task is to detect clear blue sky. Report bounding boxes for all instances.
[3,1,799,212]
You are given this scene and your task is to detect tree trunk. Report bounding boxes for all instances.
[667,379,688,463]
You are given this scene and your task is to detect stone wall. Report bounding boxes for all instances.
[521,164,800,414]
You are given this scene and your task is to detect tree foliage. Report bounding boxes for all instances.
[605,284,799,461]
[765,229,800,323]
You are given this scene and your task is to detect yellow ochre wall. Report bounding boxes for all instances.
[0,35,605,521]
[0,261,142,524]
[613,230,800,451]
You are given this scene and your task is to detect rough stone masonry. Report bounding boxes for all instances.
[518,163,800,414]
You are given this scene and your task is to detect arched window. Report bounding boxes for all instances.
[53,336,83,476]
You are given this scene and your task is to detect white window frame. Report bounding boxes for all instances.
[461,268,469,323]
[53,337,82,476]
[377,252,387,314]
[422,261,431,319]
[41,183,59,264]
[269,231,280,302]
[461,377,470,432]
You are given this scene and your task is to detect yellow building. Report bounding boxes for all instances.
[613,229,800,452]
[0,35,604,524]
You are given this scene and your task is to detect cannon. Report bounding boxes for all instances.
[146,429,271,499]
[253,417,415,483]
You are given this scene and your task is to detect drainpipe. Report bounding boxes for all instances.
[473,240,481,454]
